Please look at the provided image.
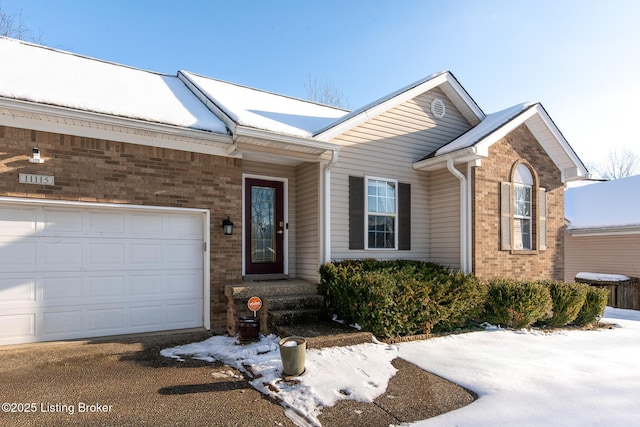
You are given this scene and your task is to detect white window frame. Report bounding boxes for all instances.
[364,176,398,250]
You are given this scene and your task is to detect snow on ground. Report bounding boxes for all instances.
[162,308,640,426]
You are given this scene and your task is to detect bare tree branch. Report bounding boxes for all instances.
[589,146,640,180]
[0,4,43,43]
[304,74,350,109]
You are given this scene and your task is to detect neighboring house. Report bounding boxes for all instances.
[564,175,640,282]
[0,38,587,345]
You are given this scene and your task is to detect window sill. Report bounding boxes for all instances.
[510,249,539,255]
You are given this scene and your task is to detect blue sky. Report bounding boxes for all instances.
[3,0,640,168]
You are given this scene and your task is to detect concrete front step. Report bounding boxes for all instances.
[275,322,374,349]
[225,280,318,300]
[268,307,327,327]
[267,294,325,311]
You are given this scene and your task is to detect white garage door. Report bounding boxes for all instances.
[0,201,207,345]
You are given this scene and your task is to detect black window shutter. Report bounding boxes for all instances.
[398,183,411,250]
[349,176,365,250]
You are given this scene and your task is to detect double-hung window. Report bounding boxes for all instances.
[513,183,532,250]
[366,177,397,249]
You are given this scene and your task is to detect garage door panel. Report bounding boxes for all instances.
[129,305,163,328]
[41,277,83,305]
[130,243,163,265]
[88,307,125,332]
[0,240,36,269]
[0,207,37,235]
[127,274,163,297]
[42,241,83,266]
[88,211,125,233]
[167,215,202,237]
[87,276,124,301]
[42,209,83,234]
[130,213,163,235]
[0,312,35,340]
[0,277,35,303]
[166,242,202,267]
[166,272,202,297]
[88,242,125,266]
[42,310,82,336]
[0,202,206,345]
[166,302,201,327]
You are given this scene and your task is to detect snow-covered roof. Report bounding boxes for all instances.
[413,102,588,182]
[565,174,640,232]
[0,37,227,134]
[179,71,349,138]
[435,102,535,156]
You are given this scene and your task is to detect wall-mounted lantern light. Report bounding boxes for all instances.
[222,217,234,235]
[29,147,44,164]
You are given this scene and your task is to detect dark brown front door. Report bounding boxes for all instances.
[245,178,285,275]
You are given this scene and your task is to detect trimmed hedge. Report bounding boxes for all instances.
[319,260,485,338]
[484,279,553,329]
[318,260,609,338]
[573,286,609,326]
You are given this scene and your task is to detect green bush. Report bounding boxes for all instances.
[318,260,485,338]
[484,279,553,328]
[573,286,609,326]
[538,281,589,327]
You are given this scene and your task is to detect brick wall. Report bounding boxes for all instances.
[0,125,243,331]
[472,124,564,280]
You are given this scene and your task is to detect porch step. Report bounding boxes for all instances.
[275,322,374,349]
[268,307,327,327]
[226,279,373,348]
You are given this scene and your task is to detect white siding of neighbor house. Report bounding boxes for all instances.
[243,161,297,277]
[295,162,322,281]
[428,168,462,269]
[329,88,472,261]
[564,232,640,282]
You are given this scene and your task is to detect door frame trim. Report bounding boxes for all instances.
[242,174,289,277]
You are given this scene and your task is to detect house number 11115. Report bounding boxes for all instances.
[19,173,55,186]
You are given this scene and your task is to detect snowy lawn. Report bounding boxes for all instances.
[162,307,640,426]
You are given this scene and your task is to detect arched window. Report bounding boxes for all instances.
[500,163,547,252]
[513,164,534,250]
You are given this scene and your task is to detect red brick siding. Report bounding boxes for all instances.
[0,125,242,332]
[472,125,564,280]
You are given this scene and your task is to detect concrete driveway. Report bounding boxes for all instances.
[0,330,296,426]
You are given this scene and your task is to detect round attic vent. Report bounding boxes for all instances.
[431,98,446,119]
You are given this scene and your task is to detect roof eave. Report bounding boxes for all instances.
[413,146,486,171]
[567,224,640,236]
[0,97,236,156]
[235,125,340,153]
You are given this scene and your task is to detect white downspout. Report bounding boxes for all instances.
[323,150,339,264]
[466,161,474,274]
[447,159,468,273]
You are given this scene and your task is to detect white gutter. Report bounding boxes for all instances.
[323,149,340,264]
[447,159,469,273]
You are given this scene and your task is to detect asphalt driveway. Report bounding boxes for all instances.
[0,330,296,426]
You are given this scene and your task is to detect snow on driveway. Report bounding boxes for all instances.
[162,307,640,426]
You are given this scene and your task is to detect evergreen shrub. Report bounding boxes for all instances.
[318,260,485,338]
[573,286,609,326]
[538,280,589,327]
[484,279,553,328]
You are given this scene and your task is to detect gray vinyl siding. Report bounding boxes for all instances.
[329,88,472,261]
[428,168,461,269]
[295,162,322,281]
[564,232,640,282]
[243,160,297,277]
